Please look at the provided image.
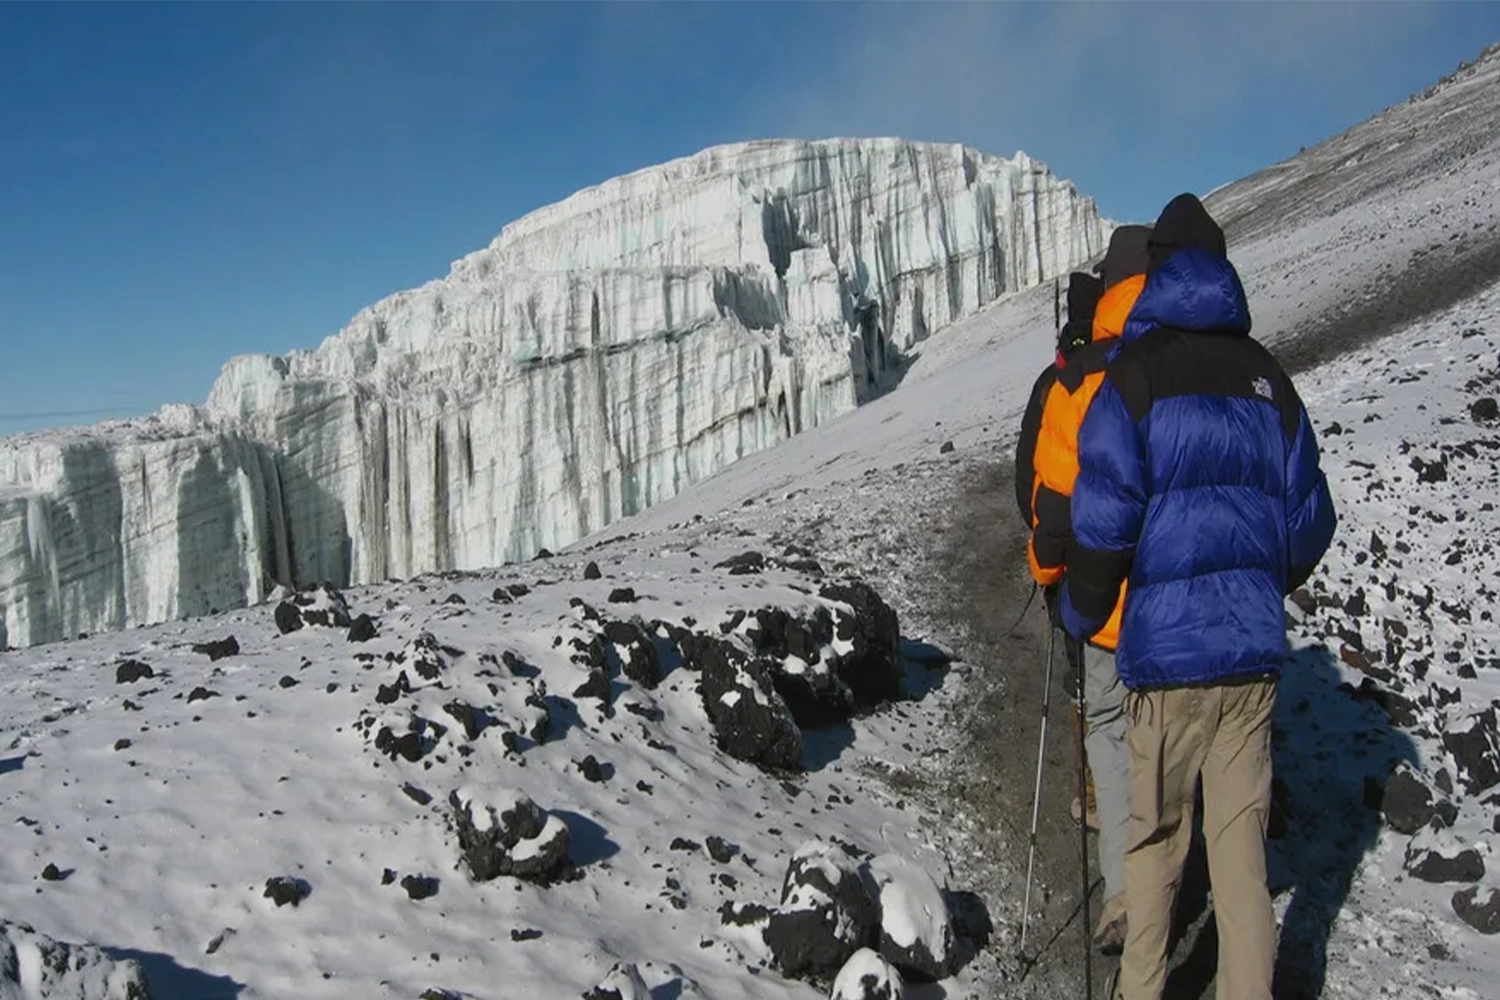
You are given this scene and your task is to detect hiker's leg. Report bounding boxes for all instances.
[1120,687,1213,1000]
[1202,676,1277,1000]
[1084,644,1130,911]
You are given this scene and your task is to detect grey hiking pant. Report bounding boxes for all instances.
[1083,642,1129,907]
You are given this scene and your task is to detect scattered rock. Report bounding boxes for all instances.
[939,440,955,455]
[278,675,299,689]
[1383,763,1458,834]
[205,927,236,955]
[1472,397,1499,423]
[608,587,637,604]
[449,788,571,883]
[705,836,739,864]
[511,927,544,942]
[40,863,67,882]
[715,552,766,575]
[263,876,311,907]
[1453,885,1500,934]
[443,593,466,606]
[347,614,379,643]
[831,948,905,1000]
[115,659,154,684]
[584,561,603,581]
[186,686,218,704]
[578,755,607,783]
[402,783,434,806]
[763,841,879,983]
[401,874,440,901]
[821,580,904,707]
[274,601,303,634]
[602,619,660,689]
[192,636,239,661]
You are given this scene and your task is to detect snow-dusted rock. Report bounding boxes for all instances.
[1442,707,1500,795]
[1453,884,1500,934]
[274,584,352,634]
[764,840,880,983]
[581,962,649,1000]
[1382,762,1458,834]
[830,948,904,1000]
[0,919,152,1000]
[1403,822,1486,883]
[864,853,955,981]
[685,632,803,772]
[448,787,571,883]
[0,138,1107,648]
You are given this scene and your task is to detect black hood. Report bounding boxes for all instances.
[1058,271,1105,356]
[1094,224,1152,289]
[1147,193,1227,272]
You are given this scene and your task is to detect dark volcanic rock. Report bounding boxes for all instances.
[347,613,378,643]
[820,580,904,707]
[186,686,218,704]
[442,701,489,742]
[1382,763,1458,834]
[263,876,311,907]
[584,561,602,580]
[115,659,154,684]
[602,619,661,689]
[1453,885,1500,934]
[449,789,571,883]
[274,601,304,635]
[401,874,440,901]
[684,632,802,773]
[192,636,239,661]
[715,551,766,575]
[402,783,434,806]
[1472,396,1499,423]
[40,863,67,882]
[581,962,649,1000]
[763,841,879,983]
[830,950,904,999]
[607,587,637,604]
[1404,826,1486,883]
[1443,707,1500,795]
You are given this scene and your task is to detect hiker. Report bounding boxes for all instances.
[1061,193,1337,1000]
[1013,224,1152,955]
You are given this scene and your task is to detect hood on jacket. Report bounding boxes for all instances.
[1094,224,1152,290]
[1057,270,1105,358]
[1092,272,1147,343]
[1146,193,1227,273]
[1123,248,1251,344]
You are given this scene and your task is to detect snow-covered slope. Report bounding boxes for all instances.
[0,139,1108,649]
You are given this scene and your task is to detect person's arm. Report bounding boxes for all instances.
[1282,382,1337,591]
[1062,373,1147,640]
[1013,366,1055,527]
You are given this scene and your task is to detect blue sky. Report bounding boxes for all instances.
[3,1,1498,435]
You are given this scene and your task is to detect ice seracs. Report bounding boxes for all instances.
[0,138,1108,648]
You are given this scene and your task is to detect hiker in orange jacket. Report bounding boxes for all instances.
[1013,224,1151,954]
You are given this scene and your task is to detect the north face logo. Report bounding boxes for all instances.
[1252,376,1274,401]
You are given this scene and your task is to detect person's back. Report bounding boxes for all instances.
[1062,194,1337,1000]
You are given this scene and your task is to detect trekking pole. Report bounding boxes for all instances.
[1069,637,1095,1000]
[1018,621,1057,957]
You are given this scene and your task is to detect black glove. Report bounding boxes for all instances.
[1062,634,1085,701]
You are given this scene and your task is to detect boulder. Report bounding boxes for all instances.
[0,919,154,1000]
[685,633,802,773]
[831,948,905,1000]
[1452,885,1500,934]
[1442,707,1500,795]
[820,581,903,708]
[581,962,649,1000]
[763,841,879,983]
[1404,823,1485,883]
[449,788,571,883]
[865,853,954,980]
[1382,762,1458,834]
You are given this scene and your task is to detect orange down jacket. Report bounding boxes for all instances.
[1018,273,1146,651]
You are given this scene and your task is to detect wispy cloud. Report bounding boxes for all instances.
[749,0,1450,218]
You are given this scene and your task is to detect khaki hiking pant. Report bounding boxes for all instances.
[1119,676,1277,1000]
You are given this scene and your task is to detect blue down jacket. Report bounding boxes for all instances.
[1060,247,1337,689]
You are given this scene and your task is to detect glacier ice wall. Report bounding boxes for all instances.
[0,138,1108,647]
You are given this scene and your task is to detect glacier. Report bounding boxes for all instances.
[0,137,1109,648]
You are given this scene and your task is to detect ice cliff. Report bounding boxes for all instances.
[0,138,1108,647]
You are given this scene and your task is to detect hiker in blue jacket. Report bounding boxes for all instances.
[1061,193,1337,1000]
